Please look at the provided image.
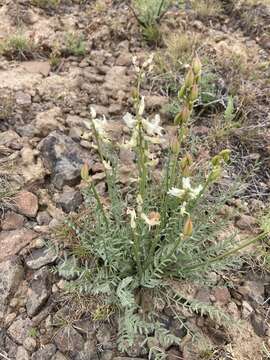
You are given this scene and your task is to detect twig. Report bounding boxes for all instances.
[0,351,11,360]
[127,3,146,28]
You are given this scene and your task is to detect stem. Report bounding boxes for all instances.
[132,229,142,281]
[157,0,166,18]
[183,231,267,273]
[90,183,109,229]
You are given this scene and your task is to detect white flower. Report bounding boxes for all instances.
[122,128,138,149]
[132,56,140,73]
[167,187,185,198]
[142,114,163,137]
[90,107,97,119]
[123,112,136,129]
[103,160,112,171]
[127,208,137,229]
[138,96,145,116]
[180,201,188,216]
[142,53,154,69]
[168,177,203,200]
[92,116,108,138]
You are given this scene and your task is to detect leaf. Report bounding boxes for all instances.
[224,96,235,122]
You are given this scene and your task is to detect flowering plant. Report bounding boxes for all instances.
[58,55,265,355]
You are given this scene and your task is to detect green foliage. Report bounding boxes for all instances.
[130,0,172,43]
[31,0,60,9]
[57,57,266,353]
[28,327,38,338]
[0,35,35,60]
[64,33,86,57]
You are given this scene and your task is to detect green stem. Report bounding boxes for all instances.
[132,229,142,281]
[183,231,267,273]
[90,183,109,229]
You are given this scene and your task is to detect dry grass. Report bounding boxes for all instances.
[190,0,223,18]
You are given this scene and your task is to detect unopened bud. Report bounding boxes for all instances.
[170,136,180,154]
[208,166,222,182]
[181,153,192,169]
[181,154,192,176]
[178,85,186,99]
[190,84,199,102]
[185,69,195,89]
[219,149,231,162]
[174,105,190,125]
[192,55,202,76]
[81,162,90,181]
[211,155,220,166]
[183,217,193,237]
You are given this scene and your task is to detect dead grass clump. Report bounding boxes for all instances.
[190,0,223,19]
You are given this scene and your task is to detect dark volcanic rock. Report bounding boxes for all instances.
[26,267,51,317]
[38,131,90,190]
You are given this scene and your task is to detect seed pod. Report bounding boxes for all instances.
[185,69,195,89]
[190,84,199,102]
[175,105,191,125]
[192,55,202,76]
[183,217,193,237]
[170,136,180,154]
[178,85,186,99]
[81,162,90,181]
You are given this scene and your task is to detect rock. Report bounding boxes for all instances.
[113,358,146,360]
[14,191,39,218]
[54,326,84,353]
[23,337,37,353]
[103,66,130,92]
[65,115,86,128]
[31,344,56,360]
[122,335,148,357]
[1,211,25,230]
[0,66,42,91]
[251,312,268,337]
[35,107,63,137]
[16,92,32,106]
[69,127,83,141]
[25,247,57,270]
[235,215,257,231]
[0,228,37,262]
[26,267,51,317]
[100,351,114,360]
[21,61,51,77]
[116,52,132,66]
[0,257,24,322]
[8,317,33,344]
[56,188,83,213]
[38,131,89,190]
[5,335,18,359]
[16,346,30,360]
[195,287,211,304]
[242,300,253,319]
[96,324,114,350]
[144,95,168,110]
[0,130,21,146]
[52,352,67,360]
[212,287,231,305]
[37,211,52,226]
[238,281,265,304]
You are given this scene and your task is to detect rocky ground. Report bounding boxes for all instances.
[0,0,270,359]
